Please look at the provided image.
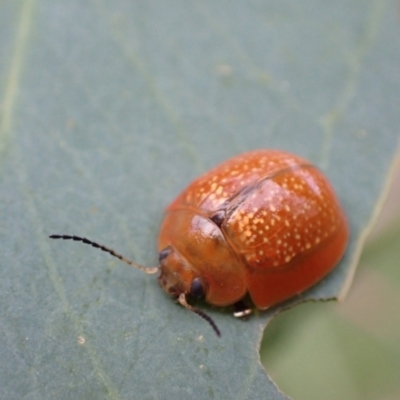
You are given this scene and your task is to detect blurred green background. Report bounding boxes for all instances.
[261,162,400,400]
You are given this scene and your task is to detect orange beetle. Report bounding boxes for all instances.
[50,150,349,336]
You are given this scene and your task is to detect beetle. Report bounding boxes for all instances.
[50,149,349,336]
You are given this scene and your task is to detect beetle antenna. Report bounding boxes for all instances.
[178,293,221,337]
[49,235,158,274]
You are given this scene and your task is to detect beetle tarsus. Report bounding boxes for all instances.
[233,301,252,318]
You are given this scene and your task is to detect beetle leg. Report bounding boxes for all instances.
[233,301,252,318]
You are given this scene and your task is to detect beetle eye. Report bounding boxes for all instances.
[159,247,171,262]
[190,278,205,298]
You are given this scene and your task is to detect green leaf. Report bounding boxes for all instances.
[1,0,399,399]
[260,202,400,400]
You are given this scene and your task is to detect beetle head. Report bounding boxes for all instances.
[157,245,219,336]
[158,246,208,299]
